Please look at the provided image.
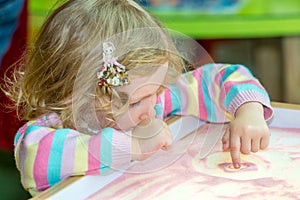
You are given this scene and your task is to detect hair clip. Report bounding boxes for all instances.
[97,42,129,87]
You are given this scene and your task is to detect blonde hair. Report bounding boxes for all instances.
[5,0,183,131]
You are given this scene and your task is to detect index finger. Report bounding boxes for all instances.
[230,132,241,169]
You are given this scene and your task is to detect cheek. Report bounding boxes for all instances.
[150,94,157,106]
[114,109,141,130]
[113,95,157,130]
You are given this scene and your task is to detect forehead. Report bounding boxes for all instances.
[116,63,168,99]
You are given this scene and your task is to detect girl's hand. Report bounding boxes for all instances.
[222,102,270,168]
[131,118,173,161]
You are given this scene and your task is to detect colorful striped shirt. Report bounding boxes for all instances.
[14,63,274,195]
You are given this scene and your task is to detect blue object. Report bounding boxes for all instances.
[0,0,24,66]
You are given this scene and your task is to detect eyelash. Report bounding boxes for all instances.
[129,101,141,109]
[129,91,157,109]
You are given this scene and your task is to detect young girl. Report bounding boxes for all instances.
[5,0,273,196]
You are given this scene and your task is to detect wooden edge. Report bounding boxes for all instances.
[30,101,300,199]
[165,115,181,125]
[30,176,83,199]
[271,101,300,110]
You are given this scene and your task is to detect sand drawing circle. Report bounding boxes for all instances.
[192,150,293,180]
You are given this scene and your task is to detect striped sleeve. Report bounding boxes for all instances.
[15,125,131,194]
[157,63,273,122]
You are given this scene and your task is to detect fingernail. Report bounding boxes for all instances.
[234,163,241,169]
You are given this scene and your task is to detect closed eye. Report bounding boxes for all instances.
[129,101,141,109]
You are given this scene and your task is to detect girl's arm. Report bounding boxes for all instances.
[156,63,274,168]
[14,125,131,195]
[156,63,273,122]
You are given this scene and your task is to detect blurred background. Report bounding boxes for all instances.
[137,0,300,105]
[0,0,300,199]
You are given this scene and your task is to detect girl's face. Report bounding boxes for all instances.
[113,63,168,130]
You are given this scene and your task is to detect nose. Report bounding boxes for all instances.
[139,94,157,121]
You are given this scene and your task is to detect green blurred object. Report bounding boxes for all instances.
[239,0,300,15]
[148,0,300,39]
[29,0,300,39]
[0,150,31,200]
[29,0,66,40]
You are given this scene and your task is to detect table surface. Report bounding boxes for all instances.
[30,102,300,200]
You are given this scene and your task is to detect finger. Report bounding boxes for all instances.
[222,129,230,151]
[165,138,173,147]
[230,133,241,169]
[161,146,170,151]
[260,132,270,150]
[251,139,260,153]
[241,136,251,154]
[160,137,173,151]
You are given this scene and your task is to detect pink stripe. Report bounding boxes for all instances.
[18,123,28,135]
[60,130,78,179]
[19,139,27,187]
[206,80,226,121]
[210,68,228,122]
[20,127,49,189]
[33,131,55,190]
[87,134,101,175]
[176,78,189,115]
[111,130,131,169]
[164,87,173,117]
[193,69,208,120]
[220,79,262,105]
[156,94,161,104]
[23,128,52,145]
[211,65,226,115]
[217,66,226,83]
[17,124,28,186]
[224,79,263,90]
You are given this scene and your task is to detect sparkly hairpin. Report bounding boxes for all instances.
[97,42,129,87]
